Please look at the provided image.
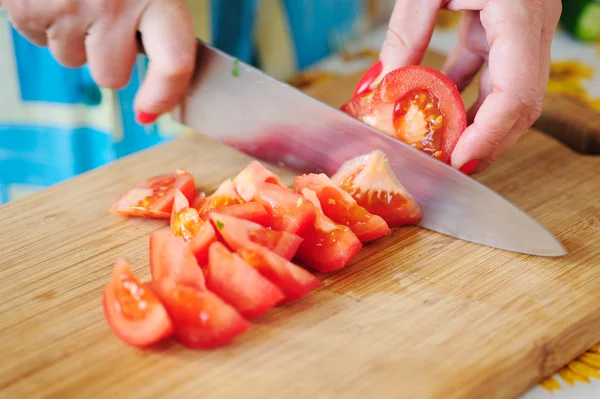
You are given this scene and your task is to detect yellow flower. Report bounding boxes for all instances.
[540,342,600,392]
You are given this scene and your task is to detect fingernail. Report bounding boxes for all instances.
[459,159,480,175]
[136,111,159,124]
[353,60,383,98]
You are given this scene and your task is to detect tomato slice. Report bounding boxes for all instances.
[331,150,422,226]
[149,230,206,289]
[103,259,174,347]
[295,188,362,273]
[341,65,467,163]
[209,202,270,226]
[190,191,207,210]
[109,169,197,219]
[189,222,217,266]
[152,280,251,349]
[197,179,244,219]
[294,173,391,242]
[209,212,303,261]
[170,189,203,240]
[205,242,285,318]
[232,161,286,202]
[236,241,321,303]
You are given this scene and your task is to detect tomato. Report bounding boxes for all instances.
[190,191,207,210]
[294,173,391,242]
[331,150,422,226]
[295,188,362,272]
[341,65,467,164]
[197,179,243,219]
[103,259,173,347]
[236,241,321,302]
[209,202,270,226]
[205,242,285,318]
[170,189,203,240]
[152,280,251,349]
[209,212,303,261]
[189,222,217,266]
[232,161,286,201]
[109,169,197,219]
[149,230,206,289]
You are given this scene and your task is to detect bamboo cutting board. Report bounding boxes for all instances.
[1,78,600,399]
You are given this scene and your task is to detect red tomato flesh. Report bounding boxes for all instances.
[210,212,303,261]
[294,173,391,242]
[103,259,174,347]
[197,179,244,219]
[152,280,251,349]
[109,169,197,219]
[149,230,206,289]
[189,222,218,266]
[170,189,203,240]
[236,241,321,303]
[205,242,285,318]
[295,188,362,273]
[232,161,286,201]
[331,150,422,226]
[209,202,270,226]
[341,65,467,163]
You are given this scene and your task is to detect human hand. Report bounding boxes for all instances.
[1,0,197,124]
[372,0,562,173]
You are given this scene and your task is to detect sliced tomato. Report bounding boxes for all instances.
[232,160,286,202]
[109,169,197,219]
[149,230,206,289]
[236,241,321,302]
[196,179,244,219]
[294,173,391,242]
[152,280,251,349]
[209,212,303,260]
[189,222,217,266]
[190,191,207,210]
[295,188,362,273]
[331,150,422,226]
[205,242,285,318]
[103,259,173,347]
[170,189,203,240]
[341,65,467,163]
[210,202,270,226]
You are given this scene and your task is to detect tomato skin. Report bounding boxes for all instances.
[295,188,362,273]
[237,242,321,303]
[210,212,303,261]
[189,222,217,266]
[196,179,244,219]
[205,242,285,318]
[103,259,174,348]
[232,161,286,202]
[152,280,251,349]
[109,169,197,219]
[149,230,206,289]
[294,173,391,242]
[210,202,270,226]
[341,66,466,164]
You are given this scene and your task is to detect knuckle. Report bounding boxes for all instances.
[8,1,35,29]
[385,26,427,56]
[516,87,542,125]
[55,0,79,15]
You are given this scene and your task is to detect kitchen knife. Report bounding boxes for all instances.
[170,41,567,257]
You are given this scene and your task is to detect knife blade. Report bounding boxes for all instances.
[170,41,567,257]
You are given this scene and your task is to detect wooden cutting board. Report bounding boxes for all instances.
[1,75,599,399]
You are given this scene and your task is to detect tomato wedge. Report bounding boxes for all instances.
[190,191,207,212]
[205,242,285,318]
[209,202,270,226]
[149,230,206,289]
[103,259,173,347]
[341,65,467,163]
[189,222,217,266]
[210,212,303,261]
[331,150,422,226]
[170,189,203,240]
[197,179,244,219]
[294,173,391,242]
[232,161,286,201]
[152,280,251,349]
[295,188,362,273]
[236,241,321,302]
[109,169,197,219]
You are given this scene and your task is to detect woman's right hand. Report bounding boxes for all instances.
[1,0,197,124]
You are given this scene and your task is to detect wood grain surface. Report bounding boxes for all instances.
[1,74,600,399]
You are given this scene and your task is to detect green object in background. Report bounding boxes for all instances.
[560,0,600,42]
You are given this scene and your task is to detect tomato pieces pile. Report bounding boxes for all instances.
[103,151,422,350]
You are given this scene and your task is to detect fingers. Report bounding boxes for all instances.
[47,17,87,68]
[450,2,544,171]
[133,0,196,121]
[379,0,443,74]
[2,0,53,46]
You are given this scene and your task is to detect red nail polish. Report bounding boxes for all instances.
[459,159,480,175]
[353,60,383,98]
[136,111,159,124]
